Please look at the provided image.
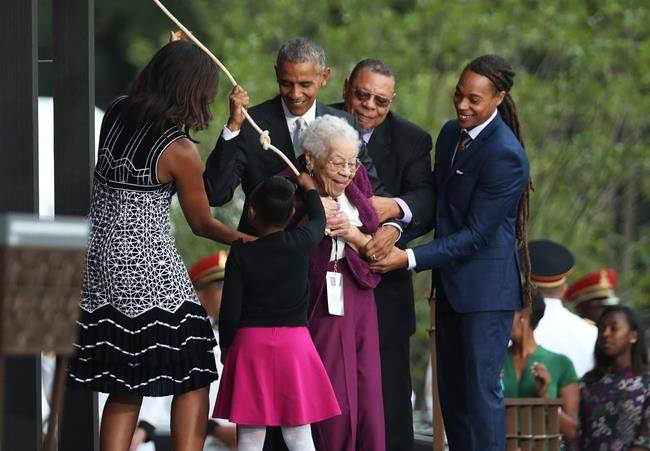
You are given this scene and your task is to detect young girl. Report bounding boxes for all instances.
[579,306,649,450]
[214,175,340,450]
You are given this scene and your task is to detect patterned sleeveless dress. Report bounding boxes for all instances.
[67,96,218,396]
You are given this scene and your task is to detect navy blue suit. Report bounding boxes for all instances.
[412,112,529,450]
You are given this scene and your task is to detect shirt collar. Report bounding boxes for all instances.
[281,99,318,129]
[543,297,564,308]
[464,109,497,140]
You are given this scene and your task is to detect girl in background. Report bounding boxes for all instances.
[579,306,649,450]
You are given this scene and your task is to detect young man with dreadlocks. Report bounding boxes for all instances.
[371,54,532,451]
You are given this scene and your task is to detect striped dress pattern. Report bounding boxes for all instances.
[67,96,218,396]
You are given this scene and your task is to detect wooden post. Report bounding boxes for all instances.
[505,398,562,451]
[428,289,445,451]
[0,2,41,451]
[52,1,98,450]
[506,405,517,451]
[0,3,38,209]
[53,0,96,215]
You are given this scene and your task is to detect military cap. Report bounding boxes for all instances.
[528,240,574,288]
[565,268,619,306]
[189,251,228,287]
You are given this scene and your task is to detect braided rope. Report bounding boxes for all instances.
[152,0,300,175]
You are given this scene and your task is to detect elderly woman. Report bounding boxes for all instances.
[280,114,385,450]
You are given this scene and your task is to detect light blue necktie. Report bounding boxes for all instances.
[292,118,306,156]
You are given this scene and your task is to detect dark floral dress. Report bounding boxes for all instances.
[579,367,650,451]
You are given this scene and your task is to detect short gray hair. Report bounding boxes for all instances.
[299,115,361,159]
[276,37,326,72]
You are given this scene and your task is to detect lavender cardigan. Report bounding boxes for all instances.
[279,160,381,317]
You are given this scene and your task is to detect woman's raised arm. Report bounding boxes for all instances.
[158,138,254,244]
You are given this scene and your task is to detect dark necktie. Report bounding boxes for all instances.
[453,130,472,164]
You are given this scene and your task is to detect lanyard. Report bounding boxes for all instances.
[332,236,340,273]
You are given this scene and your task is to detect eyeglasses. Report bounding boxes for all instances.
[352,88,393,108]
[327,158,362,172]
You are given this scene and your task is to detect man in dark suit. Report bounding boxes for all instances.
[333,59,434,451]
[372,55,530,450]
[203,37,384,235]
[204,37,389,451]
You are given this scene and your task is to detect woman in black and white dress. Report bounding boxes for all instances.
[67,40,250,451]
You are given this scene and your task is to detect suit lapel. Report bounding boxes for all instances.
[264,96,295,163]
[367,115,391,161]
[439,122,460,184]
[444,113,503,185]
[315,101,331,119]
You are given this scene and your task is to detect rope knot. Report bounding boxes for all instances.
[259,130,271,150]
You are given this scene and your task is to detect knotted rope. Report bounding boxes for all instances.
[152,0,300,176]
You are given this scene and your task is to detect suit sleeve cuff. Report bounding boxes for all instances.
[406,248,417,270]
[392,197,413,225]
[222,125,240,141]
[381,221,403,243]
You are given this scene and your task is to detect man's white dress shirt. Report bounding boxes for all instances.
[534,297,598,377]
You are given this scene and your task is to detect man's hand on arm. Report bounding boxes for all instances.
[369,246,409,273]
[362,225,399,262]
[370,196,403,223]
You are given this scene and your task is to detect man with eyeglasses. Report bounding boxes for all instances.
[203,37,385,236]
[333,58,435,451]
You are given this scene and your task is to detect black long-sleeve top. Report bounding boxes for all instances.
[218,189,325,349]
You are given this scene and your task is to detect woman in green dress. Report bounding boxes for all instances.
[502,289,580,442]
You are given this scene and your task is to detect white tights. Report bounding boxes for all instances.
[238,425,315,451]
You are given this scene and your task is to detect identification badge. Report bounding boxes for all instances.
[326,271,344,316]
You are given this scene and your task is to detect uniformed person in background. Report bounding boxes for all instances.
[565,268,620,324]
[527,240,598,377]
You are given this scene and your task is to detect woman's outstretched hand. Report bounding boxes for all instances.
[158,138,251,245]
[362,226,399,262]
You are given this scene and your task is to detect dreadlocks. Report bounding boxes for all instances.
[465,55,534,306]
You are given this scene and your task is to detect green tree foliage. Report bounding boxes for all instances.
[97,0,649,409]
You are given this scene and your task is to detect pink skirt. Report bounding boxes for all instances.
[213,326,341,426]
